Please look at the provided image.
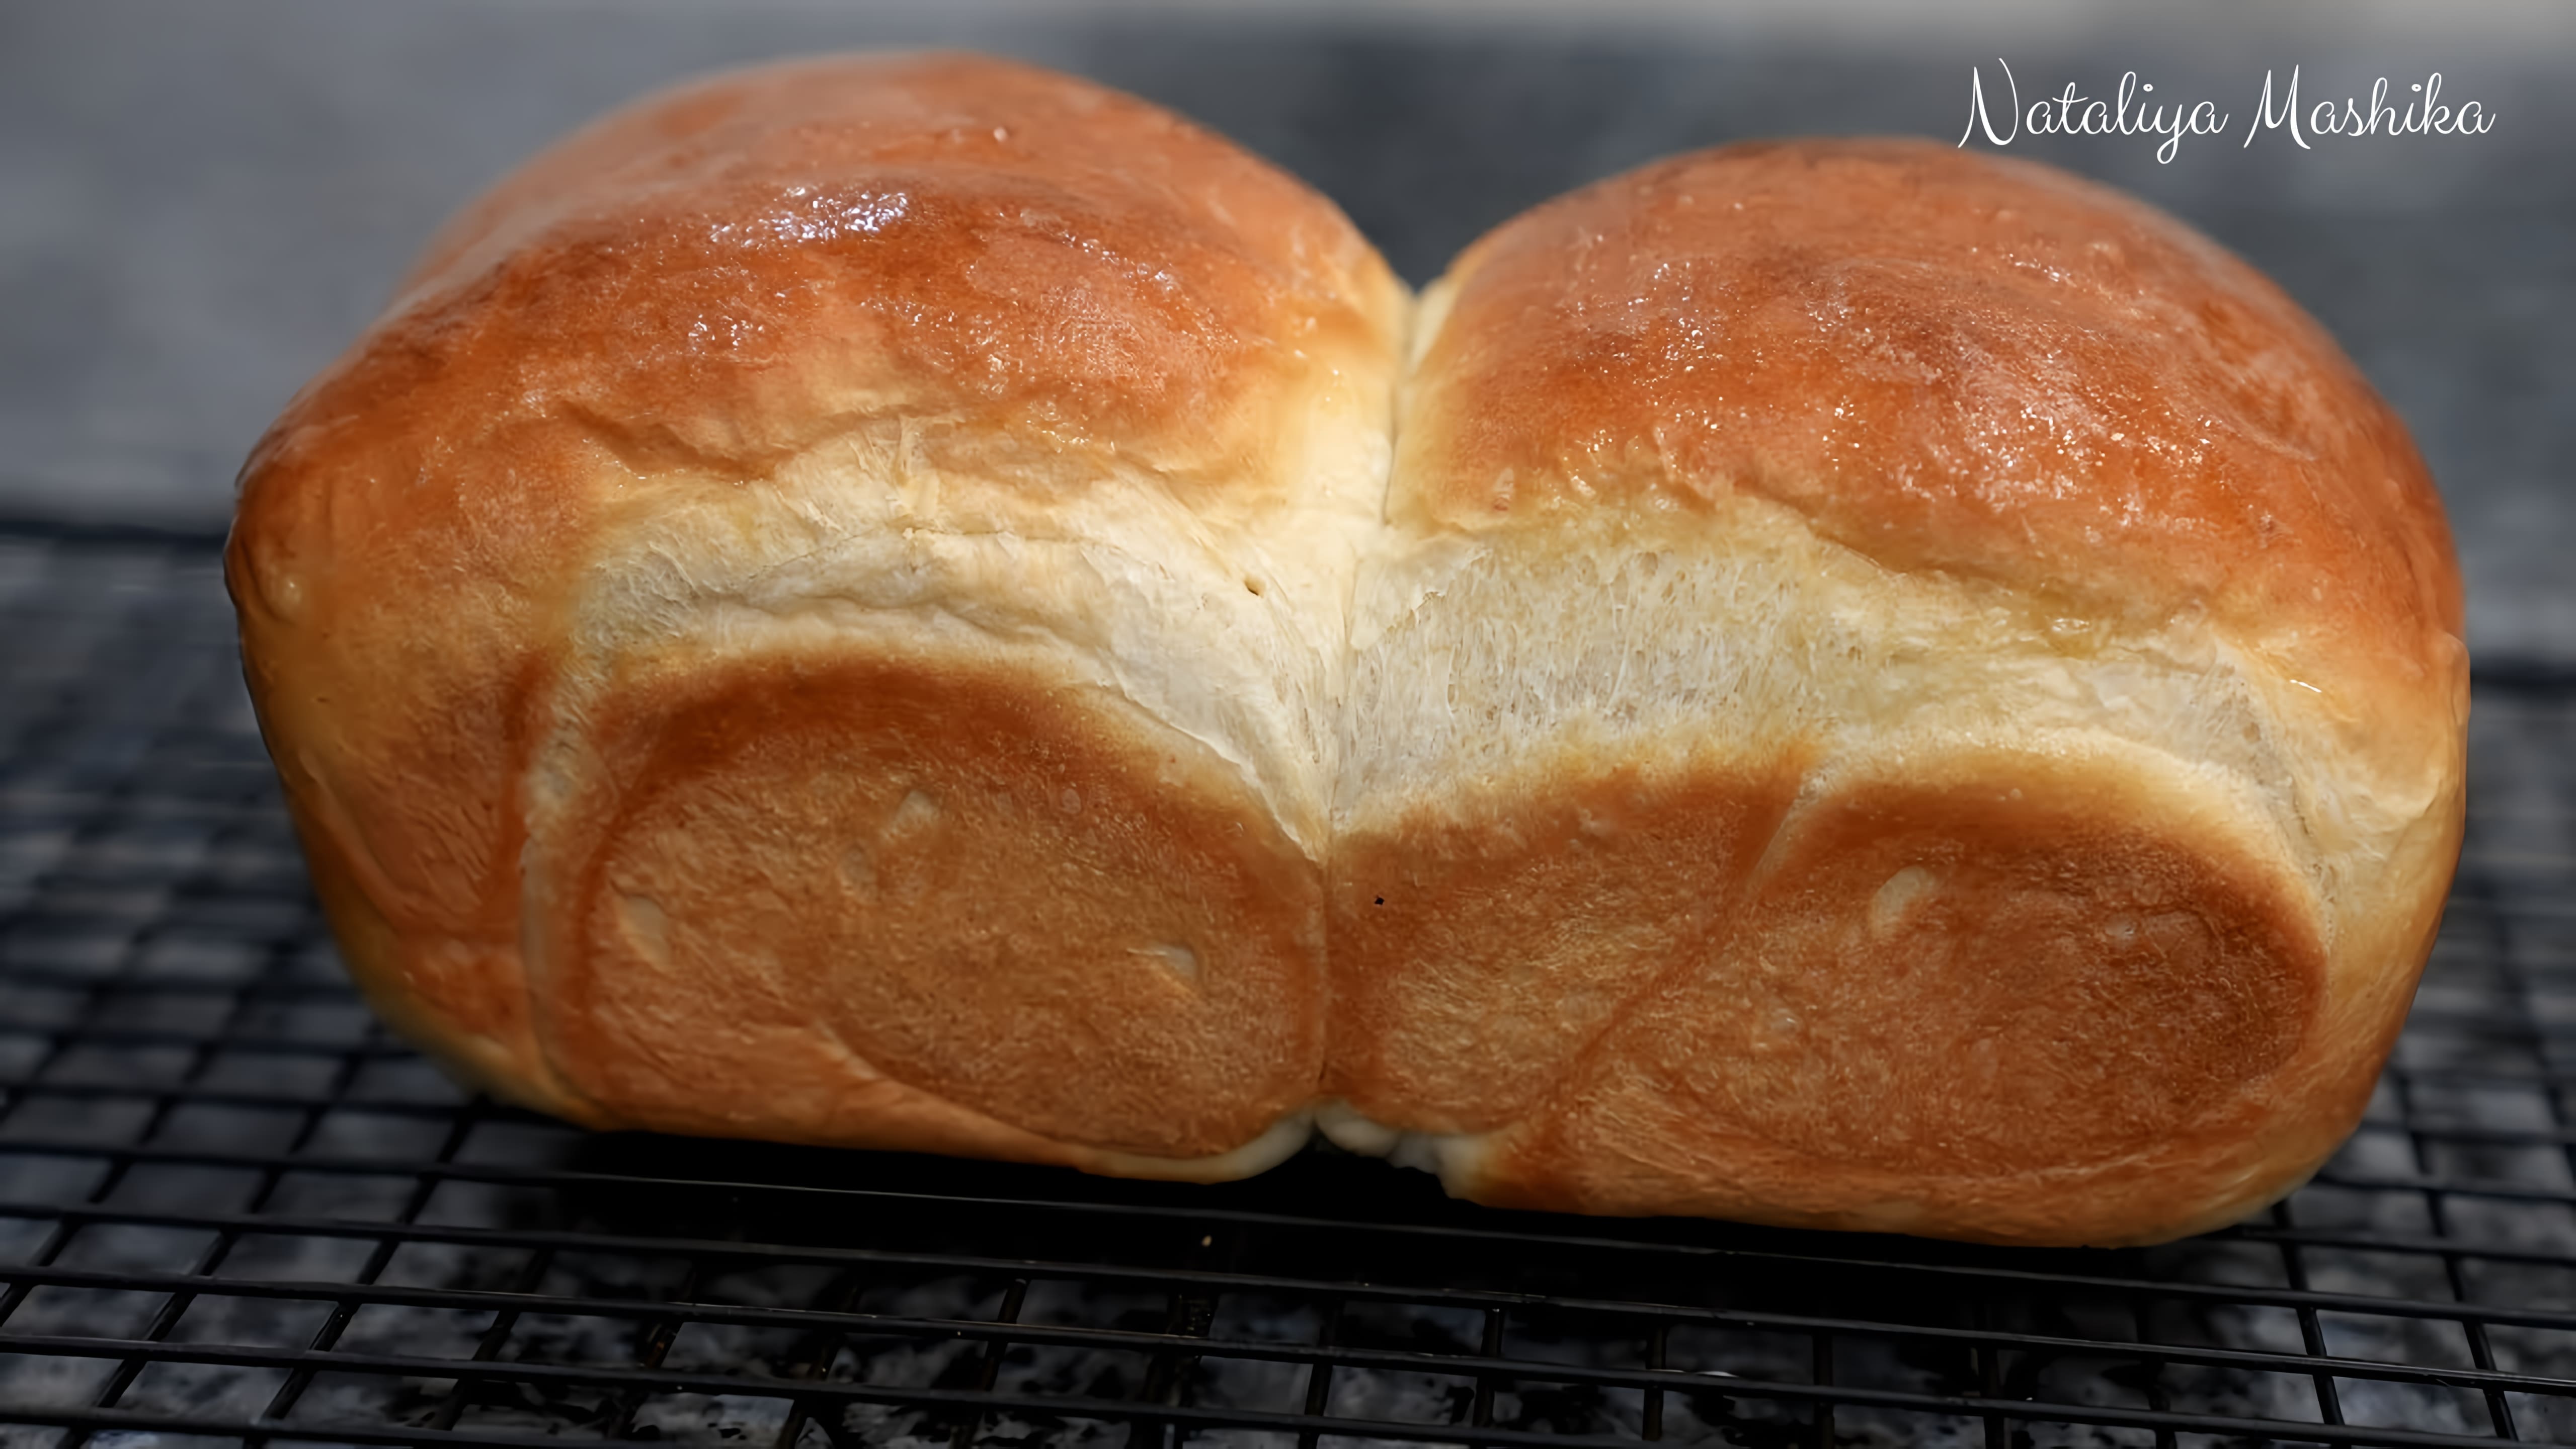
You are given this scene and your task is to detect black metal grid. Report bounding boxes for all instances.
[2,523,2574,1449]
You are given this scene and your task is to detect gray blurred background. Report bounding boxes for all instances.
[4,0,2571,654]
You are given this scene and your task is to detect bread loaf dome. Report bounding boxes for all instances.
[228,54,2465,1245]
[1328,140,2465,1243]
[227,52,1406,1180]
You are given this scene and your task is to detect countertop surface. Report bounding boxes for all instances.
[5,0,2570,654]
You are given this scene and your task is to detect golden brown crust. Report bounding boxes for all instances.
[1325,755,1808,1136]
[228,404,594,1116]
[389,49,1403,499]
[532,648,1325,1159]
[1441,760,2331,1245]
[1398,138,2461,692]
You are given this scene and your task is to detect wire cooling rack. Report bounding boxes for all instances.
[1,523,2573,1449]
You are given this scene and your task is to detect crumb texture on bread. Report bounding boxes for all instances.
[229,68,2463,1247]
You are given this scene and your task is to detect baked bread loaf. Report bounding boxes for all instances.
[227,52,1405,1182]
[1327,139,2465,1244]
[228,52,2465,1246]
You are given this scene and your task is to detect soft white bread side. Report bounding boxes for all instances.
[226,53,1405,1177]
[1324,139,2466,1246]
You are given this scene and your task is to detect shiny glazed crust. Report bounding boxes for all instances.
[227,59,2465,1245]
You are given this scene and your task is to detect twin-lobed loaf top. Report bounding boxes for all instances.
[227,52,2466,1247]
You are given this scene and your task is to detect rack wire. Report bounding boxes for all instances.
[0,521,2571,1448]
